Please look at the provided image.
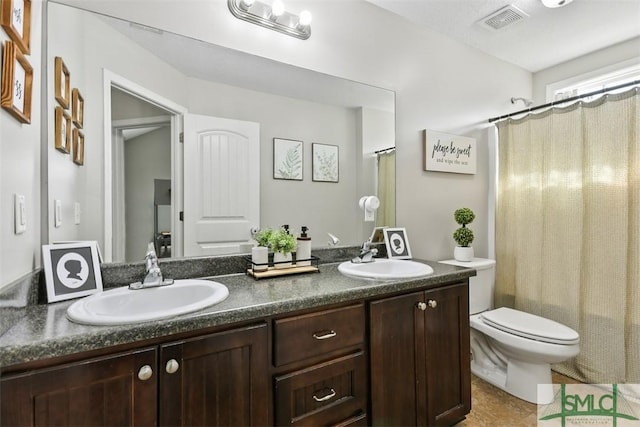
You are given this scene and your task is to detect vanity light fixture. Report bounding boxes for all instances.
[540,0,574,8]
[228,0,312,40]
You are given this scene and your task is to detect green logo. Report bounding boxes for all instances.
[539,384,640,426]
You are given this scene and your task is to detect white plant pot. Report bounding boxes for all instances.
[273,252,293,269]
[454,246,474,262]
[251,246,269,271]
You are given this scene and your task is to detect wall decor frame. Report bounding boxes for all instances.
[54,106,71,153]
[312,143,339,182]
[273,137,303,180]
[71,87,84,128]
[54,56,70,108]
[423,129,477,174]
[383,227,412,259]
[42,241,103,303]
[1,40,32,123]
[0,0,31,54]
[73,128,84,165]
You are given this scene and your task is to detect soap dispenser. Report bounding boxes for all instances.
[296,226,312,266]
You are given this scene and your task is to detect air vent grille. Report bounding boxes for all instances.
[478,5,529,31]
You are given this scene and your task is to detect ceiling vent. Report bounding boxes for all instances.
[477,5,529,31]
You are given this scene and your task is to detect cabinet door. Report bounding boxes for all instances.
[0,347,157,427]
[369,291,424,426]
[423,283,471,426]
[159,323,269,427]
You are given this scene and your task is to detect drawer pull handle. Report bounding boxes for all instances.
[313,330,337,340]
[313,388,337,402]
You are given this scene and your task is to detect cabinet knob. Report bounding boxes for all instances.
[138,365,153,381]
[417,302,427,311]
[427,299,438,308]
[165,359,180,374]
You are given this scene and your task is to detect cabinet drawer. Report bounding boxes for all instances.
[274,351,367,427]
[274,304,364,366]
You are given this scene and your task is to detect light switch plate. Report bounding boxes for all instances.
[14,194,26,234]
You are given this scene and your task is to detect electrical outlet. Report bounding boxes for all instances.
[54,200,62,228]
[14,194,26,234]
[74,202,81,224]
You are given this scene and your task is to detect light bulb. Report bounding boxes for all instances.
[540,0,574,8]
[298,10,312,27]
[271,0,285,17]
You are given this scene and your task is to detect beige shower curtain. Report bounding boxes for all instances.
[376,150,396,227]
[495,88,639,384]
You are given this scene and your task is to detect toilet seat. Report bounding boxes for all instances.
[480,307,579,345]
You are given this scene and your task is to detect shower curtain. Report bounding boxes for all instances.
[376,150,396,227]
[495,88,639,384]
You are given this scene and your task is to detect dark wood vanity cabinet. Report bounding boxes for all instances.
[369,282,471,426]
[273,304,368,426]
[0,347,158,426]
[0,323,268,427]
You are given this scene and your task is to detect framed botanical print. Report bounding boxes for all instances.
[42,242,103,303]
[0,0,31,54]
[273,138,303,180]
[312,143,339,182]
[54,56,70,109]
[73,128,84,165]
[72,88,84,128]
[1,40,32,123]
[54,106,71,153]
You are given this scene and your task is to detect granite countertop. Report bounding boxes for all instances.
[0,260,475,369]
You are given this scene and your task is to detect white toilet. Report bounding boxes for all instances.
[440,258,580,404]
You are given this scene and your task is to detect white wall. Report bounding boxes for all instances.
[0,1,42,288]
[55,0,531,263]
[533,36,640,103]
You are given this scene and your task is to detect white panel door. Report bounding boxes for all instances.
[183,114,260,256]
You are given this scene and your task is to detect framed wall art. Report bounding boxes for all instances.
[73,128,84,165]
[1,40,32,123]
[72,87,84,128]
[383,227,412,260]
[54,106,71,153]
[423,129,476,175]
[273,138,303,180]
[312,143,339,182]
[0,0,31,54]
[42,241,103,303]
[54,56,70,109]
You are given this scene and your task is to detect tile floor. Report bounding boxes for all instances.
[455,371,580,427]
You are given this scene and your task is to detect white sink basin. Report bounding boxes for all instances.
[338,258,434,280]
[67,279,229,326]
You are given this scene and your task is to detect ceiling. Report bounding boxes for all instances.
[365,0,640,72]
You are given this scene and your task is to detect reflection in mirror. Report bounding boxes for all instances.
[46,1,395,264]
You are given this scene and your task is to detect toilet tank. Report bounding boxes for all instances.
[439,258,496,315]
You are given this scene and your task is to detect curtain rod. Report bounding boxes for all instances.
[488,79,640,123]
[375,146,396,154]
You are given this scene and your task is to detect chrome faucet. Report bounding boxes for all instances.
[351,238,378,263]
[129,243,173,290]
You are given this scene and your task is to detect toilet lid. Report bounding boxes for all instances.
[480,307,580,345]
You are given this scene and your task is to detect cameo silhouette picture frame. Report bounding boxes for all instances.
[42,242,103,302]
[383,227,412,260]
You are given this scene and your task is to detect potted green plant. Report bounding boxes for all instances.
[251,228,273,271]
[453,207,475,262]
[269,228,297,269]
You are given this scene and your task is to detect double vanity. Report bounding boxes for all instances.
[0,254,475,426]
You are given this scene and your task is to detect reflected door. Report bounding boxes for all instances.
[183,114,260,256]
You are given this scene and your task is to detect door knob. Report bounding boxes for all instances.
[138,365,153,381]
[417,302,427,311]
[427,299,437,308]
[165,359,180,374]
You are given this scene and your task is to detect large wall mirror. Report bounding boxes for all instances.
[46,1,396,263]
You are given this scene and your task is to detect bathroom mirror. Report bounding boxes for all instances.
[46,1,395,263]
